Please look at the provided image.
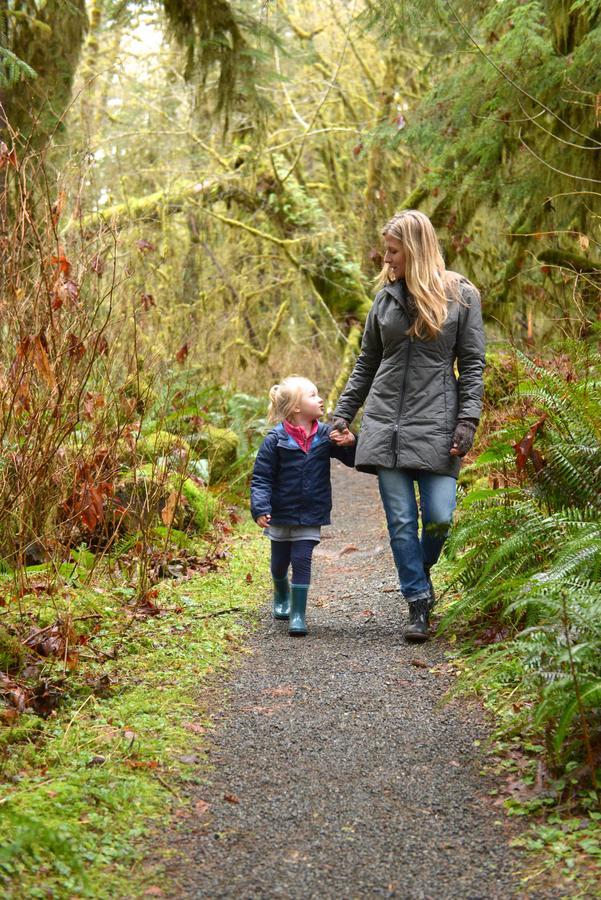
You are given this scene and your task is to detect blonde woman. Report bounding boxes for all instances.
[331,210,486,642]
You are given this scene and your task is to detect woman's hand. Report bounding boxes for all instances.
[330,427,356,446]
[256,514,271,528]
[449,419,478,457]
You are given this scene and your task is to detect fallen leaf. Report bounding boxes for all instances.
[178,754,199,765]
[195,800,210,816]
[86,755,106,767]
[183,721,205,734]
[245,572,253,583]
[224,793,240,804]
[409,659,428,669]
[265,685,295,698]
[338,545,358,556]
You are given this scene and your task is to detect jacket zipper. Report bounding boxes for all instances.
[392,337,413,464]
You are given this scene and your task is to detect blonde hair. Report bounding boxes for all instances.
[267,376,315,424]
[377,210,460,340]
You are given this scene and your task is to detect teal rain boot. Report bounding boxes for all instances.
[273,576,290,620]
[288,584,308,636]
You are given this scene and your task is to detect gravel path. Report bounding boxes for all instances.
[162,464,556,899]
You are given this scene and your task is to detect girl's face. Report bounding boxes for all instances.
[295,382,324,421]
[383,235,406,280]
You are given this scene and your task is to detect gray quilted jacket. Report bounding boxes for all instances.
[334,276,486,478]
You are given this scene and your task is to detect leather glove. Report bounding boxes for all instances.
[450,419,478,457]
[330,416,350,433]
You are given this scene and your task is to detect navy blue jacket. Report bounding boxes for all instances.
[250,422,356,526]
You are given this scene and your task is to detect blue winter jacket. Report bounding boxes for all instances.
[250,422,356,525]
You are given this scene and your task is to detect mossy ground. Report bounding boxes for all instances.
[0,522,270,899]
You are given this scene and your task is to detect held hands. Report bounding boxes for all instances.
[329,417,356,447]
[449,419,478,457]
[256,514,271,528]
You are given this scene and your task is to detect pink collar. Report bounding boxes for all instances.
[284,419,318,453]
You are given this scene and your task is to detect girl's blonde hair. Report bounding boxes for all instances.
[267,375,315,424]
[377,210,461,340]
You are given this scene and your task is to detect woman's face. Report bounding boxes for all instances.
[383,235,406,280]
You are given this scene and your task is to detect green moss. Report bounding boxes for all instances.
[0,523,270,899]
[0,626,25,673]
[177,478,217,533]
[188,424,238,483]
[136,430,191,462]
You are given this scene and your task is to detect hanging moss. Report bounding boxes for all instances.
[3,0,88,144]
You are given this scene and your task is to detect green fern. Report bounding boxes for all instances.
[442,349,601,772]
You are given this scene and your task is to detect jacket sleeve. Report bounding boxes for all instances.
[455,283,486,421]
[333,298,383,424]
[250,434,277,520]
[329,436,356,468]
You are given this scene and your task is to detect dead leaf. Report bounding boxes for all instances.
[245,572,253,583]
[265,685,295,697]
[32,335,56,391]
[136,239,156,253]
[224,793,240,804]
[140,293,156,310]
[50,254,71,276]
[409,659,428,669]
[513,414,547,474]
[90,253,105,276]
[66,333,85,360]
[0,142,17,169]
[176,342,189,365]
[194,800,210,816]
[578,233,590,252]
[161,491,180,527]
[338,545,358,556]
[143,887,164,896]
[183,721,205,734]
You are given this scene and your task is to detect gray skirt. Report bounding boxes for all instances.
[264,524,321,543]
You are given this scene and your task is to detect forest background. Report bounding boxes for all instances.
[0,0,600,896]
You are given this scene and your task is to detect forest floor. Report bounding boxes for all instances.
[155,463,572,900]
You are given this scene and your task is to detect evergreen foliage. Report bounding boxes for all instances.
[443,348,601,774]
[364,0,601,322]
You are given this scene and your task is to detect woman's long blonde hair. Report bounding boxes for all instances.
[377,210,460,340]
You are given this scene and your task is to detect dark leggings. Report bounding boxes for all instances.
[270,540,317,586]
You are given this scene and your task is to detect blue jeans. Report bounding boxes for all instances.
[377,467,457,602]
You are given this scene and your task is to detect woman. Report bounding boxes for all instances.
[330,210,485,643]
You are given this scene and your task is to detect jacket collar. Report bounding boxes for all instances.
[275,421,327,449]
[383,278,409,307]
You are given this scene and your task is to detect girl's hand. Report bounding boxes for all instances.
[330,427,355,446]
[256,514,271,528]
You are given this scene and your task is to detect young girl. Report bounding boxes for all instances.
[250,376,356,636]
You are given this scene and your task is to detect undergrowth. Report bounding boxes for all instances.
[438,342,601,893]
[0,521,270,899]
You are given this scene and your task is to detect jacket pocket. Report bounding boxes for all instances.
[443,372,459,433]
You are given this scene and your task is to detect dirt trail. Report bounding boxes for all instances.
[161,464,558,899]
